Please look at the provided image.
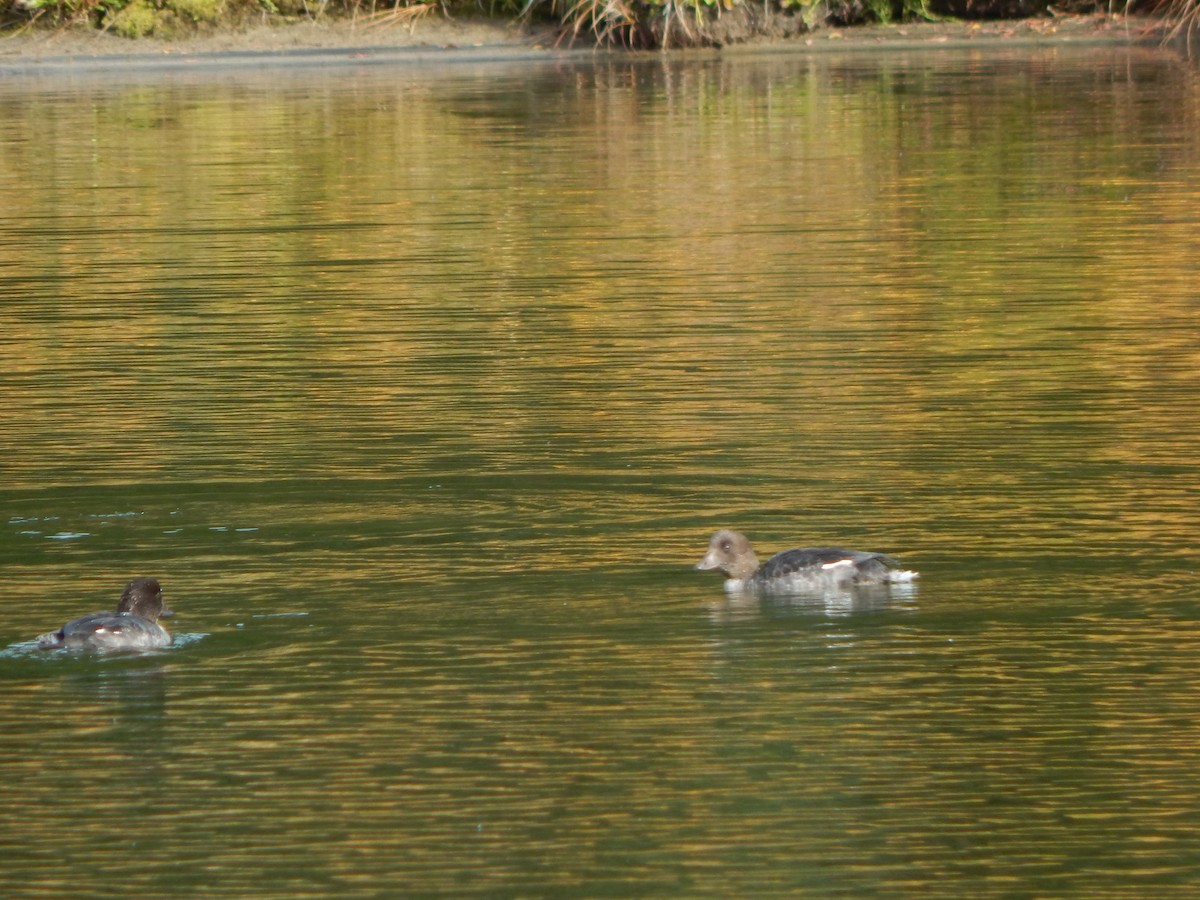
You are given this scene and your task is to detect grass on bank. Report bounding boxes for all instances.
[0,0,1175,48]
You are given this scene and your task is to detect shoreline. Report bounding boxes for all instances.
[0,13,1170,71]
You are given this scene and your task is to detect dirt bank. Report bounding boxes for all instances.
[0,14,544,58]
[0,13,1166,67]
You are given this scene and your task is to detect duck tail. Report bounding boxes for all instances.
[36,630,65,649]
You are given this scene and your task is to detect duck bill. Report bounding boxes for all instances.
[695,552,720,572]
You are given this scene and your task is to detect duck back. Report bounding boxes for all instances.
[38,611,171,651]
[757,547,902,583]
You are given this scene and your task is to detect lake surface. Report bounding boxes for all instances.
[2,39,1200,897]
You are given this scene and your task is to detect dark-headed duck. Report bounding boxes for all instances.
[37,577,174,651]
[696,530,917,593]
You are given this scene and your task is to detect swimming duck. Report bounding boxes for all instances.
[695,529,917,593]
[37,577,174,651]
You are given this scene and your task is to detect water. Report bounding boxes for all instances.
[2,42,1200,897]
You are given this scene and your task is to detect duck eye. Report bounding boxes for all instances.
[720,540,732,551]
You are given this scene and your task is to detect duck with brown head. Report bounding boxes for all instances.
[696,530,917,594]
[37,577,174,651]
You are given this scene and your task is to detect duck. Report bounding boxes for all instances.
[695,529,917,593]
[37,577,174,651]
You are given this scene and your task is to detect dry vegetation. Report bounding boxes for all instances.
[0,0,1179,49]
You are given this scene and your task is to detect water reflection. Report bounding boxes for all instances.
[1,42,1200,898]
[706,581,920,623]
[62,664,169,734]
